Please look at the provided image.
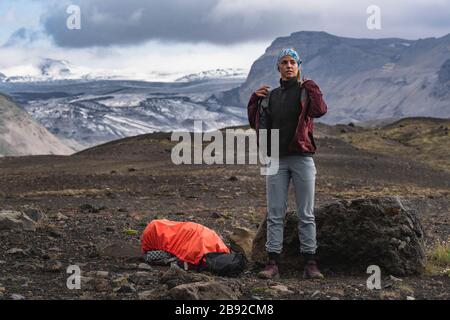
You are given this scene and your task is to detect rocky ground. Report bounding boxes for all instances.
[0,120,449,300]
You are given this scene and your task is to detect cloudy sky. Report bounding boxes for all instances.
[1,0,449,80]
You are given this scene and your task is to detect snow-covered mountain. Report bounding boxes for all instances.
[0,78,247,151]
[175,68,248,82]
[0,61,249,152]
[1,58,83,82]
[0,59,247,84]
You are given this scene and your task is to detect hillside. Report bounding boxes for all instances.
[0,93,73,156]
[237,31,450,124]
[337,117,450,173]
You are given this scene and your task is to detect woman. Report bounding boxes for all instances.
[247,48,328,279]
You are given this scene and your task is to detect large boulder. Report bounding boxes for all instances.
[252,196,426,276]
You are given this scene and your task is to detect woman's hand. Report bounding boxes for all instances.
[254,85,271,97]
[300,77,310,86]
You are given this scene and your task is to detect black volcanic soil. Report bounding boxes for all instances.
[0,125,449,300]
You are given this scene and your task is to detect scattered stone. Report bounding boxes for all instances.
[10,294,25,300]
[0,210,37,231]
[56,212,68,220]
[397,284,415,296]
[389,275,403,282]
[44,259,63,272]
[210,212,224,218]
[98,242,142,259]
[228,176,239,182]
[79,204,106,214]
[138,289,158,300]
[124,263,138,270]
[129,272,154,285]
[228,226,255,261]
[380,290,401,300]
[383,283,393,289]
[114,283,136,293]
[80,276,94,291]
[0,260,6,264]
[252,196,426,276]
[406,296,416,300]
[6,248,27,256]
[160,264,212,289]
[168,281,242,300]
[43,224,63,238]
[137,263,153,271]
[112,275,130,288]
[96,271,109,278]
[23,209,45,223]
[311,290,321,298]
[106,191,118,199]
[269,285,294,295]
[94,278,111,292]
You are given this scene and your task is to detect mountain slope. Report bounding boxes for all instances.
[238,31,450,124]
[0,93,74,156]
[0,79,247,151]
[338,117,450,173]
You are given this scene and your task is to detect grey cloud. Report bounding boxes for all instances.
[39,0,450,48]
[2,28,43,48]
[41,0,318,47]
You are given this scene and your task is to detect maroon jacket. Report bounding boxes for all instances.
[247,79,328,154]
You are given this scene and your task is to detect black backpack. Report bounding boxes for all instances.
[200,252,248,277]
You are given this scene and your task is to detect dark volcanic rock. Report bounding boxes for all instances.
[160,265,212,289]
[0,210,37,231]
[252,196,426,276]
[168,280,242,300]
[79,204,106,213]
[23,209,45,223]
[98,242,143,260]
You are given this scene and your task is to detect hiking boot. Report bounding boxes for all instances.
[303,260,324,280]
[258,260,280,279]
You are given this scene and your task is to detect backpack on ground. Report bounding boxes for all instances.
[201,252,248,277]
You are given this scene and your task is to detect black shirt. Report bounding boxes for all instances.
[269,77,312,157]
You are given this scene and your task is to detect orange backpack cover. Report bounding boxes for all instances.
[141,219,230,265]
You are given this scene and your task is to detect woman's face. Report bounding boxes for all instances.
[278,55,299,80]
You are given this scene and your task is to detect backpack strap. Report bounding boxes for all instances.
[299,82,311,116]
[196,254,208,273]
[259,90,272,115]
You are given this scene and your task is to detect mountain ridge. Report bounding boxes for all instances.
[237,31,450,124]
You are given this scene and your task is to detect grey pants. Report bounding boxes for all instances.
[265,155,317,255]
